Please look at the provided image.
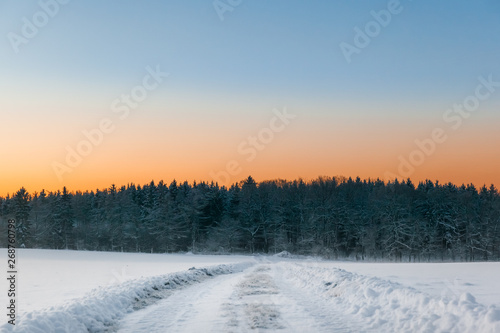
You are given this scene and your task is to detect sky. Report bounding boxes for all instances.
[1,0,500,196]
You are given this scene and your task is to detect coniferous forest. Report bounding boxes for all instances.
[1,176,499,262]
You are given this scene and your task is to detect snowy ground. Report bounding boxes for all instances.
[3,249,254,313]
[323,261,500,308]
[1,250,500,332]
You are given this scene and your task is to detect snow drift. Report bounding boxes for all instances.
[281,262,500,333]
[1,262,253,333]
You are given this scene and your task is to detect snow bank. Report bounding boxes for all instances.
[326,261,500,308]
[4,249,254,313]
[273,251,293,258]
[281,262,500,333]
[1,262,253,333]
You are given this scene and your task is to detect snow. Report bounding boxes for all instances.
[1,249,254,313]
[278,261,500,332]
[273,251,293,258]
[116,272,243,332]
[1,249,499,332]
[314,261,500,308]
[1,261,254,332]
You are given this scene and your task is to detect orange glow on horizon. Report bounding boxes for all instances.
[2,100,499,197]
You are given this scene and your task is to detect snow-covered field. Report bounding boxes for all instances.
[3,249,255,314]
[1,250,500,332]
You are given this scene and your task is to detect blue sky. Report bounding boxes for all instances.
[4,1,500,101]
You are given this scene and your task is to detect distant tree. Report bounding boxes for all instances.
[1,176,499,261]
[14,187,31,247]
[30,190,52,248]
[51,187,75,249]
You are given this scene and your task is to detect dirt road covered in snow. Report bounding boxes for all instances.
[115,259,500,332]
[3,255,500,332]
[117,261,363,332]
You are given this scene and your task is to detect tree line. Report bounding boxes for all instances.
[1,176,499,262]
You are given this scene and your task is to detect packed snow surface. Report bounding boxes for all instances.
[1,250,499,332]
[2,249,254,313]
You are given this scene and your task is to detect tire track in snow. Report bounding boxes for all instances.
[117,271,246,332]
[221,264,286,331]
[116,263,368,332]
[273,262,375,332]
[225,262,368,332]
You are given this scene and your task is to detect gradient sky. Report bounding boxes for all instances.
[1,0,500,196]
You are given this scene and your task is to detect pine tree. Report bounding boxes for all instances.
[14,188,31,247]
